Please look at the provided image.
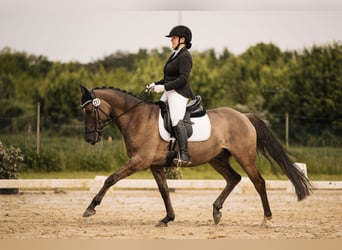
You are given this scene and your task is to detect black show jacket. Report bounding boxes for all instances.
[155,47,195,99]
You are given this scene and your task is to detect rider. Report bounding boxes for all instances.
[146,25,195,167]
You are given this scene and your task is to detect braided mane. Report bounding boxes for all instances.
[92,86,155,104]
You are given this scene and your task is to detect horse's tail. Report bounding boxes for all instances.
[246,113,313,201]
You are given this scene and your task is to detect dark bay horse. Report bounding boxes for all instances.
[80,85,312,226]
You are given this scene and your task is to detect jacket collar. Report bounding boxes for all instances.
[167,47,186,63]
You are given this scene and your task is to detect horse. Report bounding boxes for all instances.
[80,85,312,227]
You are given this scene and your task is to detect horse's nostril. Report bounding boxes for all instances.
[86,138,95,145]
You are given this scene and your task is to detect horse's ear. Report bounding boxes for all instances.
[80,85,89,95]
[80,85,92,105]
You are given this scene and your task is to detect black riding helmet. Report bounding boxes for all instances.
[165,25,192,49]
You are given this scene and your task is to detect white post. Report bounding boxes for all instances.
[286,162,308,193]
[294,162,308,178]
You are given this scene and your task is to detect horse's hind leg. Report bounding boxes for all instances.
[235,155,272,225]
[209,150,242,225]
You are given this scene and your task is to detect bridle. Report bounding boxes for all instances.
[81,91,145,137]
[81,97,112,136]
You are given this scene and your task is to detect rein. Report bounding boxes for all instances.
[111,99,145,123]
[101,89,150,123]
[81,89,150,135]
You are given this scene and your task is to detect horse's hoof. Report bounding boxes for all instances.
[213,211,222,225]
[82,208,96,217]
[155,221,168,227]
[260,216,272,227]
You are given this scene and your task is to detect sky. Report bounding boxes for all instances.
[0,0,341,63]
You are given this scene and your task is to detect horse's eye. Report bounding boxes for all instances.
[85,108,93,114]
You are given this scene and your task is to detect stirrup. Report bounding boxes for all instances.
[173,155,192,167]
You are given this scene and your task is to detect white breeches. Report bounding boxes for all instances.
[160,90,188,126]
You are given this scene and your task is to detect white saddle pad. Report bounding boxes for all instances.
[158,111,211,142]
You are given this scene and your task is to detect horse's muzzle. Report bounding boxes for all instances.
[86,138,96,145]
[85,131,102,145]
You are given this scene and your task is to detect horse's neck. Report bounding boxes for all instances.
[104,91,158,156]
[97,89,136,114]
[103,89,155,125]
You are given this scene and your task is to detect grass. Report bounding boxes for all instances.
[2,134,341,181]
[288,146,341,175]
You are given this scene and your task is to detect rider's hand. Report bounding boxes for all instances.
[153,85,165,93]
[145,83,155,92]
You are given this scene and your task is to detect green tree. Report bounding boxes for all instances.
[268,43,342,145]
[42,63,86,128]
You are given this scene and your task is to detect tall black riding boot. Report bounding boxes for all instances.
[173,120,192,167]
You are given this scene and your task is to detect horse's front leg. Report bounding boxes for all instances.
[82,159,142,217]
[151,167,175,227]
